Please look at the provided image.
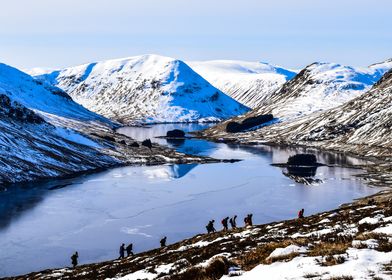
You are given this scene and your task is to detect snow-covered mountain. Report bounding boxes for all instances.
[0,63,209,184]
[188,60,297,108]
[0,62,118,183]
[268,67,392,157]
[247,60,392,122]
[0,63,110,123]
[36,55,249,124]
[204,65,392,158]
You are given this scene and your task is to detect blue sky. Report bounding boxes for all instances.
[0,0,391,69]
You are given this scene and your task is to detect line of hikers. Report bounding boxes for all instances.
[70,237,167,267]
[206,214,253,233]
[71,210,305,267]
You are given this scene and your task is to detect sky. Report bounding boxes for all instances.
[0,0,391,69]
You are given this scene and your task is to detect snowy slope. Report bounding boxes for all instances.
[0,63,118,183]
[36,55,249,124]
[206,67,392,158]
[188,60,297,108]
[0,63,210,184]
[0,63,110,123]
[247,61,392,122]
[269,67,392,155]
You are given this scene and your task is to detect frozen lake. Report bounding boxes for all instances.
[0,124,379,276]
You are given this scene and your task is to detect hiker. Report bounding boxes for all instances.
[206,220,216,233]
[298,208,304,219]
[229,215,237,229]
[119,243,125,259]
[71,251,78,268]
[160,236,167,247]
[221,217,229,231]
[248,214,253,226]
[126,243,133,257]
[245,214,253,226]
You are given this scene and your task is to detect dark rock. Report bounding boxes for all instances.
[0,94,46,124]
[142,139,153,149]
[226,114,274,133]
[166,129,186,138]
[118,140,126,145]
[102,135,116,142]
[287,154,317,166]
[129,142,140,148]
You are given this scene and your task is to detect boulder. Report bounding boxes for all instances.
[166,129,186,138]
[129,142,140,148]
[287,154,317,166]
[142,139,153,149]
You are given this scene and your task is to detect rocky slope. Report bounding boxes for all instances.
[243,60,392,122]
[188,60,296,109]
[0,63,217,185]
[6,190,392,280]
[35,55,249,124]
[202,67,392,159]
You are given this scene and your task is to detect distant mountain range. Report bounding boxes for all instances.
[201,59,392,158]
[3,54,390,184]
[35,55,250,124]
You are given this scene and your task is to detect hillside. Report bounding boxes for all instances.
[245,60,392,121]
[202,67,392,159]
[6,189,392,280]
[35,55,249,124]
[0,63,216,184]
[188,60,297,108]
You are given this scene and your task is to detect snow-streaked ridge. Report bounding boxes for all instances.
[246,60,392,122]
[188,60,297,108]
[36,54,250,124]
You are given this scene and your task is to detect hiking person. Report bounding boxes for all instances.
[119,243,125,259]
[244,215,249,226]
[206,220,216,233]
[160,236,167,247]
[221,217,229,231]
[247,214,253,226]
[229,215,237,229]
[126,243,133,257]
[298,208,304,219]
[71,251,78,268]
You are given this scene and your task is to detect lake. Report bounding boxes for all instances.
[0,124,379,276]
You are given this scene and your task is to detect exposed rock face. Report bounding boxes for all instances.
[0,94,45,124]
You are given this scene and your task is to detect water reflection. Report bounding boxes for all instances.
[0,124,380,277]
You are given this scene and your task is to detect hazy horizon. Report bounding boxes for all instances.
[1,0,391,69]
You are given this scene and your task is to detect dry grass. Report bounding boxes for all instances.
[308,242,349,257]
[234,239,309,270]
[164,257,235,280]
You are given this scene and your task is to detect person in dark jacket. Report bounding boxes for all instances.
[160,236,167,247]
[206,219,216,233]
[247,214,253,226]
[71,251,78,268]
[119,243,125,259]
[229,215,237,229]
[221,217,229,231]
[298,208,304,219]
[126,243,133,256]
